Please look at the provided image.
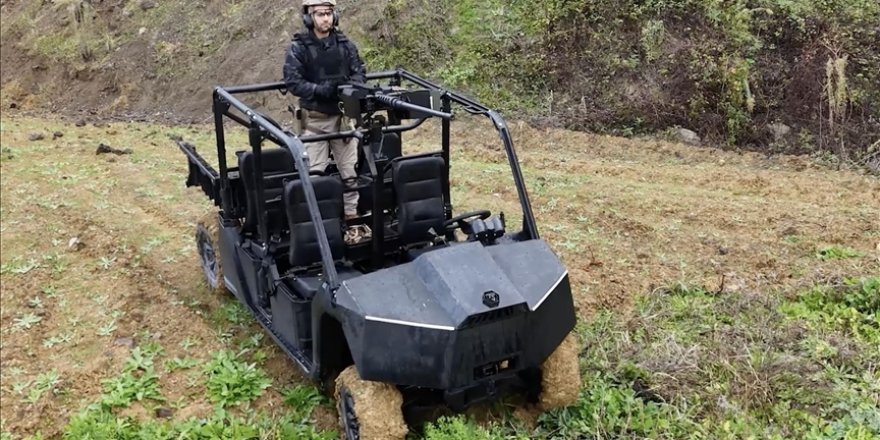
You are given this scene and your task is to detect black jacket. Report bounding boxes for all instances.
[283,30,366,115]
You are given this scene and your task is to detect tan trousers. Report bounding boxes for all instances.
[303,111,359,216]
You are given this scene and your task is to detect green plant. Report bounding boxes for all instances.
[13,313,42,330]
[43,253,67,276]
[98,255,116,270]
[5,366,25,377]
[1,257,39,274]
[641,19,667,62]
[30,34,80,63]
[782,277,879,342]
[100,347,165,408]
[204,350,271,407]
[96,321,117,337]
[41,286,59,298]
[42,332,74,348]
[164,357,199,373]
[537,276,880,440]
[423,416,504,440]
[140,236,165,254]
[282,384,329,421]
[238,333,264,350]
[26,370,62,404]
[62,408,336,439]
[12,380,31,395]
[216,302,250,325]
[63,410,135,439]
[538,373,700,439]
[179,336,200,350]
[816,245,864,260]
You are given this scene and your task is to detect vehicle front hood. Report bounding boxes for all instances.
[336,240,567,329]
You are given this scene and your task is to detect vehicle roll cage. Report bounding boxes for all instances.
[207,69,539,292]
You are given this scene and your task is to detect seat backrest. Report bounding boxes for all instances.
[392,156,446,245]
[284,176,345,268]
[239,148,296,234]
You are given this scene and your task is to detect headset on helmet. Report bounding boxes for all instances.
[302,0,339,30]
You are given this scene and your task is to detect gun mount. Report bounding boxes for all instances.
[339,84,452,128]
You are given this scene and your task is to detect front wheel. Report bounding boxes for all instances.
[538,331,582,410]
[335,366,408,440]
[195,211,225,294]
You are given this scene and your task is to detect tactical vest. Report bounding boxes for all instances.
[298,31,351,85]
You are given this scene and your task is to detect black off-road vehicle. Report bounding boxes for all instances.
[179,69,580,439]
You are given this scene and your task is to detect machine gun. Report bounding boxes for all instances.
[338,84,452,128]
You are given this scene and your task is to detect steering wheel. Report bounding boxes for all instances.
[443,210,491,231]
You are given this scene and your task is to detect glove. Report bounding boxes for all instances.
[315,83,339,100]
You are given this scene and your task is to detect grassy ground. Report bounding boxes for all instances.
[0,114,877,439]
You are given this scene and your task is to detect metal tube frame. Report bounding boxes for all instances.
[214,88,341,290]
[211,68,540,290]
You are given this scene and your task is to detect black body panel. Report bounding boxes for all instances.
[334,240,575,391]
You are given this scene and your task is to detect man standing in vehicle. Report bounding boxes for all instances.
[283,0,366,220]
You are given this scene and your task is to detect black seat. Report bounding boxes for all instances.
[238,148,296,235]
[284,176,345,268]
[392,156,446,245]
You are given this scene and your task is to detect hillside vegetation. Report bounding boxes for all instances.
[365,0,879,154]
[1,0,878,160]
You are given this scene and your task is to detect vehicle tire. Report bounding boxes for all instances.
[195,211,225,294]
[538,330,581,410]
[335,365,408,440]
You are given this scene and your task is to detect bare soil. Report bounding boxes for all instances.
[0,0,383,122]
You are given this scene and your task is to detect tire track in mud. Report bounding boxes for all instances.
[102,173,353,430]
[0,207,177,436]
[0,203,227,434]
[50,201,221,339]
[6,201,224,434]
[47,187,315,421]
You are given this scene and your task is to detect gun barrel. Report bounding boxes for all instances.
[374,94,453,120]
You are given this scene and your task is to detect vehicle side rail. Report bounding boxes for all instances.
[178,140,221,204]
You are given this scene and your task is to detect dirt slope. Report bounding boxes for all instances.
[0,0,384,122]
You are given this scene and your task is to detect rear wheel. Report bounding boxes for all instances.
[195,211,225,294]
[335,366,408,440]
[538,331,581,410]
